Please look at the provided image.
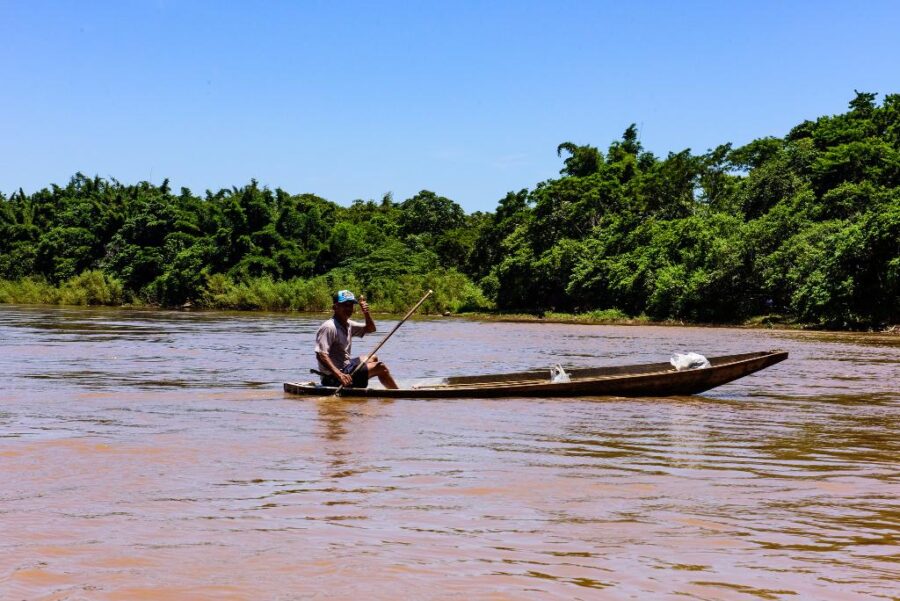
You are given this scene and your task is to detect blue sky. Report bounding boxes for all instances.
[2,1,899,213]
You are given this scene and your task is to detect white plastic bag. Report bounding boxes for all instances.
[550,364,571,383]
[670,352,711,371]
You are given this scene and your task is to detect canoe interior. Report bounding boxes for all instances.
[284,350,788,398]
[440,351,775,385]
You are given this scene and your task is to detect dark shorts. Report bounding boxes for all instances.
[321,357,369,388]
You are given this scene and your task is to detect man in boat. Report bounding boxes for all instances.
[315,290,398,389]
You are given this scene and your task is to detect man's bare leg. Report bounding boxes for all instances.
[367,360,398,389]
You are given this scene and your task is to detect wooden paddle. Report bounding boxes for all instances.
[333,289,434,396]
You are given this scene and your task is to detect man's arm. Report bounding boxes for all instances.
[359,297,376,334]
[316,351,352,387]
[315,323,352,386]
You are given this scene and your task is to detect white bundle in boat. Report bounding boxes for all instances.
[409,377,447,390]
[670,352,711,371]
[550,364,571,383]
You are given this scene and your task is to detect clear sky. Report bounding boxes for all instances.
[2,1,899,213]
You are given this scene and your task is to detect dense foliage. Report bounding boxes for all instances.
[2,92,898,327]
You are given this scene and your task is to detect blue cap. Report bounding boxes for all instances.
[334,290,358,304]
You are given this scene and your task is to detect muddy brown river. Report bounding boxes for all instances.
[1,305,898,600]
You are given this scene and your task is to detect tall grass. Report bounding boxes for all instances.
[369,269,492,314]
[0,268,494,314]
[0,271,126,306]
[201,274,337,311]
[541,308,650,324]
[199,269,494,313]
[0,277,58,304]
[59,271,126,305]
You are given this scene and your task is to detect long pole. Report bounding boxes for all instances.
[334,289,433,396]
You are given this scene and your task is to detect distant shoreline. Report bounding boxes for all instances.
[2,301,897,334]
[451,312,900,334]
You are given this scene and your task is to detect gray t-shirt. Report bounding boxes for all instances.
[315,317,367,372]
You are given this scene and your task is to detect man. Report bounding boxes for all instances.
[315,290,398,389]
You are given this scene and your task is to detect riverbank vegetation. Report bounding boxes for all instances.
[2,91,897,328]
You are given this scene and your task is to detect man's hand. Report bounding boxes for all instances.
[359,297,370,315]
[338,372,353,387]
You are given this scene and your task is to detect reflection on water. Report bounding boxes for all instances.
[0,305,898,600]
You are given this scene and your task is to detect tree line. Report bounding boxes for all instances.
[1,91,898,328]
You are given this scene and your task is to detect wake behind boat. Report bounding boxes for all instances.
[284,350,788,399]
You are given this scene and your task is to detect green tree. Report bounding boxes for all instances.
[398,190,465,237]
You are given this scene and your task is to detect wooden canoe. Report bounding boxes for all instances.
[284,350,788,399]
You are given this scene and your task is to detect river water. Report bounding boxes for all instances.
[1,305,897,600]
